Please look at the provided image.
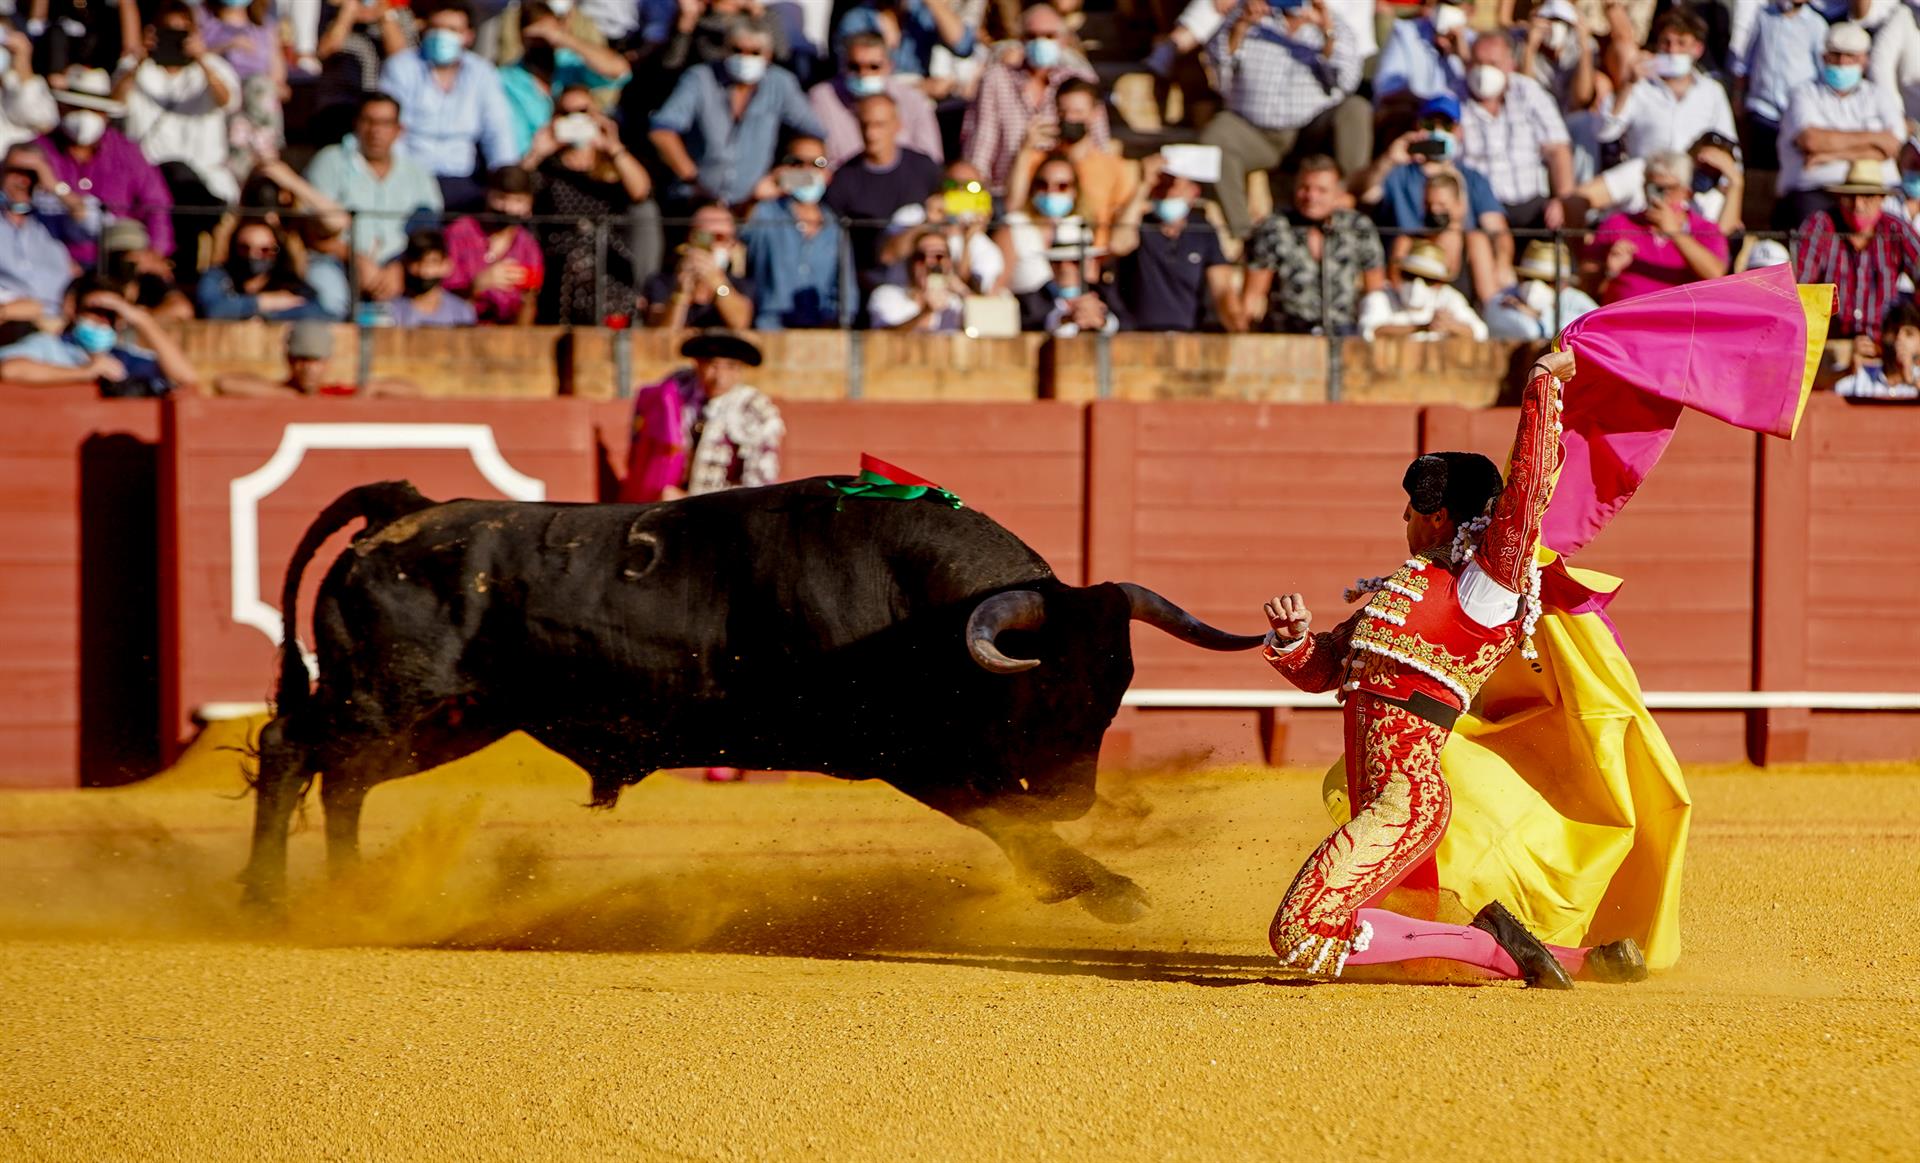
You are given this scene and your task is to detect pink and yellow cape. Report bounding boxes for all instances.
[1325,267,1832,969]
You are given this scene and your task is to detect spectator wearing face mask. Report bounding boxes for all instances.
[1837,300,1920,401]
[1484,239,1596,342]
[1357,94,1511,278]
[39,69,174,274]
[196,218,330,321]
[0,276,201,396]
[1357,240,1487,342]
[641,201,756,330]
[834,0,976,78]
[525,90,655,325]
[878,161,1005,295]
[1004,80,1134,251]
[1794,158,1920,367]
[1241,155,1383,334]
[867,226,968,332]
[0,144,81,323]
[1040,220,1114,338]
[378,228,477,328]
[825,93,945,277]
[1104,146,1238,333]
[962,3,1103,197]
[809,32,942,169]
[1520,0,1596,113]
[744,136,851,330]
[1775,22,1903,229]
[993,153,1082,329]
[444,167,544,324]
[1586,150,1727,305]
[112,2,242,275]
[1567,130,1746,237]
[499,1,632,156]
[1455,32,1572,230]
[0,25,58,153]
[1731,0,1826,174]
[1607,11,1736,168]
[650,15,823,212]
[1375,0,1471,108]
[379,0,523,212]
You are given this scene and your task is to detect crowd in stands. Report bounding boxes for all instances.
[4,0,1920,400]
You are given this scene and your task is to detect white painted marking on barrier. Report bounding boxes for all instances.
[228,423,548,649]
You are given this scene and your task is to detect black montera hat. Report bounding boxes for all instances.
[1403,452,1503,525]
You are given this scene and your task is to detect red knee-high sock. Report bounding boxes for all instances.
[1344,908,1521,977]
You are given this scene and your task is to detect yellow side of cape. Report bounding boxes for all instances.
[1322,564,1692,969]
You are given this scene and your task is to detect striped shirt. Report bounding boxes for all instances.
[1455,73,1569,206]
[1792,210,1920,340]
[1206,10,1361,132]
[1835,364,1920,401]
[1732,1,1826,123]
[960,59,1105,195]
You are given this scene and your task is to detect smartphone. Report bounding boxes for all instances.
[943,182,991,220]
[688,229,716,250]
[152,27,191,67]
[1409,139,1448,162]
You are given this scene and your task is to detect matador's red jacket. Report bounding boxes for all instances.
[1264,366,1566,712]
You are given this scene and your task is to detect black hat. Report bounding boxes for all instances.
[1403,452,1503,525]
[680,330,763,367]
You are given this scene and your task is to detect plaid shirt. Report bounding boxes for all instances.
[1206,10,1360,131]
[1455,73,1569,206]
[960,59,1105,195]
[1793,211,1920,341]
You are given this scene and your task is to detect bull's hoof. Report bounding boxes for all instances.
[1076,875,1151,924]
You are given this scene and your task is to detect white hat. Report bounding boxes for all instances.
[1742,239,1791,271]
[1043,217,1107,261]
[53,67,126,116]
[885,201,929,239]
[1398,241,1450,283]
[1160,143,1222,186]
[1827,21,1871,55]
[1535,0,1579,24]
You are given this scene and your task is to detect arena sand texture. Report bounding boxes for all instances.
[2,724,1916,1163]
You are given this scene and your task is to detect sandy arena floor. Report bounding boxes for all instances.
[1,725,1916,1162]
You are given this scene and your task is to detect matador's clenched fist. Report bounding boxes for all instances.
[1264,593,1312,642]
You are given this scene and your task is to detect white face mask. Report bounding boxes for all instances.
[1545,21,1571,55]
[61,110,107,146]
[547,0,575,14]
[1654,51,1694,79]
[1433,3,1468,35]
[1467,64,1508,100]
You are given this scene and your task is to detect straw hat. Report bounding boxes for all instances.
[1398,241,1450,282]
[52,67,126,116]
[1828,158,1893,195]
[1515,239,1572,282]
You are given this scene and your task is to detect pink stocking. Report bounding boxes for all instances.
[1343,908,1593,979]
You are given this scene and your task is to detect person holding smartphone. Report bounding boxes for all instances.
[1355,93,1512,284]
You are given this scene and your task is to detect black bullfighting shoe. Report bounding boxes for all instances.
[1581,938,1649,984]
[1470,901,1575,990]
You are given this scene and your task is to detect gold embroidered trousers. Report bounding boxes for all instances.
[1269,693,1453,975]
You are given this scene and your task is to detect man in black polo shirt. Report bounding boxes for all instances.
[824,92,945,283]
[1104,145,1237,332]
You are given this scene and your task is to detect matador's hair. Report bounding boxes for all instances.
[1403,452,1503,525]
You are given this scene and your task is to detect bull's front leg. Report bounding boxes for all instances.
[960,807,1151,924]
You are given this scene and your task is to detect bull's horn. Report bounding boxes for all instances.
[1118,582,1267,651]
[966,590,1046,674]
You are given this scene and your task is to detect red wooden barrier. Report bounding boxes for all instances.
[160,398,599,752]
[0,397,162,787]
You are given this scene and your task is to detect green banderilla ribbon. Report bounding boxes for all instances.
[827,469,965,509]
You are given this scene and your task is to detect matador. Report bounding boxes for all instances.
[1260,349,1645,988]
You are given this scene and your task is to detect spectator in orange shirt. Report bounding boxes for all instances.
[1003,79,1134,249]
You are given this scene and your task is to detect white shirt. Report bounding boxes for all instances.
[118,56,243,203]
[1776,77,1907,193]
[1357,279,1489,341]
[1836,363,1920,399]
[1610,72,1736,161]
[868,282,964,330]
[1267,558,1521,661]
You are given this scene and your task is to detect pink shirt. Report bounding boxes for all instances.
[1590,209,1728,304]
[443,217,545,323]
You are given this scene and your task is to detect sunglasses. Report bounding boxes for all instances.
[847,59,887,73]
[781,155,829,169]
[1035,180,1074,192]
[916,250,950,261]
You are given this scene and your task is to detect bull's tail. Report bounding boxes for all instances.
[274,481,435,715]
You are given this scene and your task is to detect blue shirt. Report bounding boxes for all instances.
[379,49,523,178]
[1374,17,1463,101]
[500,57,630,157]
[1734,3,1826,124]
[1381,162,1504,231]
[194,267,334,321]
[1484,285,1598,341]
[304,139,445,263]
[0,211,74,316]
[742,197,852,329]
[651,62,825,206]
[0,330,170,395]
[835,0,975,77]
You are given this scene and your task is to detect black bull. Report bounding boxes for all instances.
[243,478,1265,920]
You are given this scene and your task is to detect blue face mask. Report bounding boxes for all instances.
[422,28,463,66]
[219,0,251,8]
[1026,37,1061,69]
[1823,63,1863,91]
[1153,197,1190,223]
[1903,174,1920,200]
[788,180,826,205]
[1033,191,1074,219]
[1054,283,1081,300]
[847,73,886,98]
[1428,129,1457,160]
[6,200,31,215]
[71,318,117,354]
